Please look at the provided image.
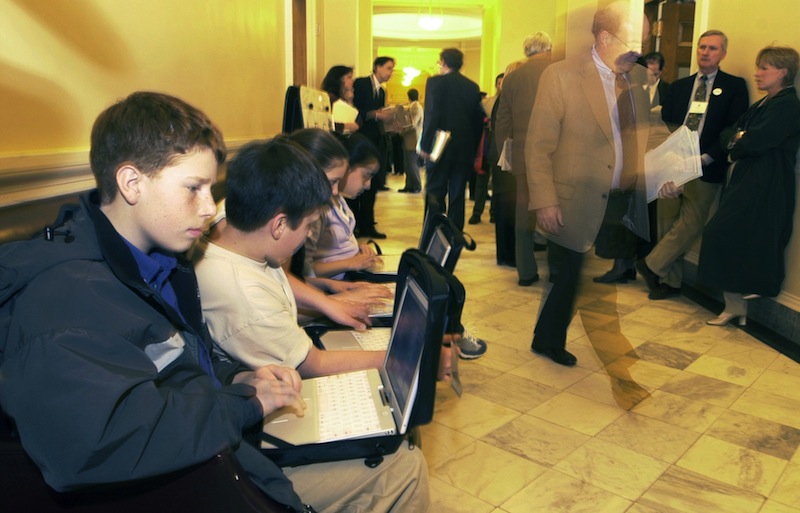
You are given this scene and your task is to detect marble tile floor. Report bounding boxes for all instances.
[372,175,800,513]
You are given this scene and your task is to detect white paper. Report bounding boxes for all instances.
[498,138,512,171]
[332,99,359,125]
[429,130,451,163]
[644,125,703,202]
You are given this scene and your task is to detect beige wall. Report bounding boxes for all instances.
[2,0,799,310]
[0,0,288,161]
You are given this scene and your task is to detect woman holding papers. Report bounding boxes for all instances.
[321,65,360,133]
[699,46,800,326]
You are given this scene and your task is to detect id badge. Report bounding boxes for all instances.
[688,101,707,115]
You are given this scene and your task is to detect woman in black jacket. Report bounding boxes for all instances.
[699,46,800,326]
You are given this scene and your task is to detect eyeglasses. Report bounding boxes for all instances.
[607,32,641,55]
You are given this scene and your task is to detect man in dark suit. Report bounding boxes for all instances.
[637,30,749,300]
[351,56,396,239]
[419,48,485,231]
[495,31,553,287]
[643,51,670,108]
[527,2,667,366]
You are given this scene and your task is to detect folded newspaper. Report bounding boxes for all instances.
[644,125,703,202]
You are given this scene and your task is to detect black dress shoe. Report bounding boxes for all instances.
[648,283,680,300]
[635,259,660,292]
[377,186,391,191]
[468,216,481,225]
[518,274,540,286]
[398,188,410,193]
[496,259,516,267]
[593,268,636,284]
[531,346,577,366]
[359,229,387,239]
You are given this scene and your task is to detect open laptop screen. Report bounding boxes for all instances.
[425,226,452,267]
[384,275,428,425]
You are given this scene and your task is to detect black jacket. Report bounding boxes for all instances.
[0,192,299,507]
[420,71,485,164]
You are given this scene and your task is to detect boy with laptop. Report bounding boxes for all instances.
[0,92,428,512]
[193,137,387,376]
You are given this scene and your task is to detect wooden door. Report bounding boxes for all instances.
[658,2,695,83]
[292,0,307,86]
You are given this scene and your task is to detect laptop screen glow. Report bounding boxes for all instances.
[384,275,428,429]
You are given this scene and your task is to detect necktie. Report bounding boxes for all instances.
[615,74,638,190]
[685,74,707,131]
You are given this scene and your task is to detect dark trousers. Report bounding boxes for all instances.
[471,171,490,218]
[424,159,471,231]
[492,167,516,264]
[533,241,584,350]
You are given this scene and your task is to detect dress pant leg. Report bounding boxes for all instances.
[403,149,421,190]
[447,161,470,231]
[514,172,539,280]
[645,180,720,287]
[424,159,448,225]
[471,171,489,217]
[533,241,583,350]
[493,168,516,264]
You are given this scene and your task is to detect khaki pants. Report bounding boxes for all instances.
[645,179,720,288]
[283,441,429,513]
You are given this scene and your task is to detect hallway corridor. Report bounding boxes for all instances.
[372,174,800,513]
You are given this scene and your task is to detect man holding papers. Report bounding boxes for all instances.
[637,30,748,300]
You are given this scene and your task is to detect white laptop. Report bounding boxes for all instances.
[261,275,430,446]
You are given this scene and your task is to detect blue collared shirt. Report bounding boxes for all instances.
[124,239,221,388]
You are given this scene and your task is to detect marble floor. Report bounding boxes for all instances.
[372,174,800,513]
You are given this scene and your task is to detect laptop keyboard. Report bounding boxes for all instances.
[316,372,383,440]
[351,329,391,351]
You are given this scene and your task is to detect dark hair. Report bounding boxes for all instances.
[90,91,226,204]
[440,48,464,70]
[288,128,348,171]
[336,132,380,169]
[407,88,419,102]
[495,73,505,82]
[225,136,330,232]
[643,51,665,70]
[321,65,354,101]
[372,56,395,72]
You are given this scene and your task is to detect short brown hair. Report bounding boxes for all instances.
[757,46,799,88]
[90,91,226,204]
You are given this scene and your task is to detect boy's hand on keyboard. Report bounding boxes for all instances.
[247,365,307,417]
[334,282,393,303]
[324,298,371,330]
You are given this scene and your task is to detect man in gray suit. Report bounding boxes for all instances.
[495,31,553,287]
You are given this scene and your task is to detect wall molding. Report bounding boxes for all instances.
[0,140,249,209]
